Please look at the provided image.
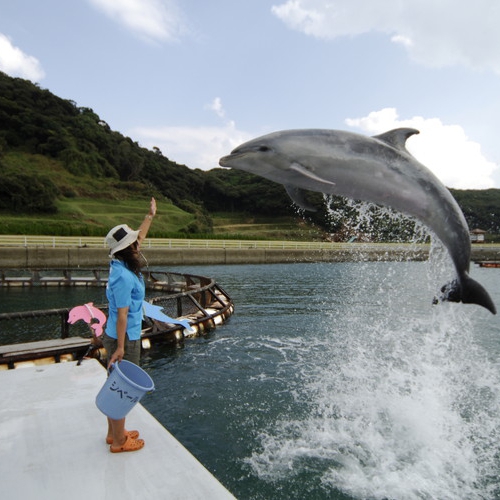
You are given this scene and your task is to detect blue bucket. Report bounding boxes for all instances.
[95,360,155,419]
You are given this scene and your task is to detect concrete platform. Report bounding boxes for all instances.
[0,360,235,500]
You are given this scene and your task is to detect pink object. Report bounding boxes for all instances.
[68,302,107,337]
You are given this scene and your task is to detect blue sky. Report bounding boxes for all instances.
[1,0,500,189]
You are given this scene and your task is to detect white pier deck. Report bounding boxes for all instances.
[0,360,235,500]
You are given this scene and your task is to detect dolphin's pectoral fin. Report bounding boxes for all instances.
[289,162,336,187]
[438,275,496,314]
[285,185,317,212]
[373,128,420,151]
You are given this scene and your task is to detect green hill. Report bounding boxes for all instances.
[0,70,499,241]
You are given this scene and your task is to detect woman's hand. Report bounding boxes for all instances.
[149,197,156,217]
[108,346,125,367]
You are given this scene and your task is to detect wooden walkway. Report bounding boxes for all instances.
[0,360,235,500]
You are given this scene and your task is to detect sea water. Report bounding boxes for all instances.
[2,259,500,499]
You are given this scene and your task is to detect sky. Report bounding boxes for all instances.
[1,0,500,189]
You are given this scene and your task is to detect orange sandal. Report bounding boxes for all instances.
[110,434,145,453]
[106,430,139,445]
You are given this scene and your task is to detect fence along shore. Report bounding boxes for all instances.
[0,235,498,267]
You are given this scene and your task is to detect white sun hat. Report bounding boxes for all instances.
[105,224,140,256]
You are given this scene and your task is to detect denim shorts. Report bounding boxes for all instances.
[102,333,141,366]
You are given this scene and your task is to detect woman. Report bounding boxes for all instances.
[102,197,156,453]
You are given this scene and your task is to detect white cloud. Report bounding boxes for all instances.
[205,97,226,119]
[0,34,45,81]
[132,97,252,170]
[391,34,413,49]
[131,121,252,171]
[272,0,500,73]
[346,108,499,189]
[88,0,188,43]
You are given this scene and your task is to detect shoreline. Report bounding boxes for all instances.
[0,244,499,268]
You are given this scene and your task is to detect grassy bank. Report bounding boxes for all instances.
[0,198,196,237]
[0,198,324,241]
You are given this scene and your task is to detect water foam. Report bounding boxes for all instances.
[248,287,500,498]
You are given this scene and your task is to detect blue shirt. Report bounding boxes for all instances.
[105,259,145,341]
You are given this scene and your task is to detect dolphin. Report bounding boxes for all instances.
[219,128,496,314]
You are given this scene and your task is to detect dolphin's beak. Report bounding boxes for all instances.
[219,155,231,167]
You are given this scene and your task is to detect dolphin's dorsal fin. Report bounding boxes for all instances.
[373,128,420,151]
[285,185,317,212]
[289,162,336,187]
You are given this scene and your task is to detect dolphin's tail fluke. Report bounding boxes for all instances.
[439,275,496,314]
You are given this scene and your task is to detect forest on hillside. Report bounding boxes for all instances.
[0,70,499,238]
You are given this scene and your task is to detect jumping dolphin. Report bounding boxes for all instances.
[219,128,496,314]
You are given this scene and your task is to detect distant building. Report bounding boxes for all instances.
[470,228,487,243]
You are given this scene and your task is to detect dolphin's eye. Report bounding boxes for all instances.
[258,146,270,152]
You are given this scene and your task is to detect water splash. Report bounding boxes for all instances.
[245,209,500,499]
[248,290,500,498]
[324,195,429,244]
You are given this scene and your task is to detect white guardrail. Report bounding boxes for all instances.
[0,235,436,251]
